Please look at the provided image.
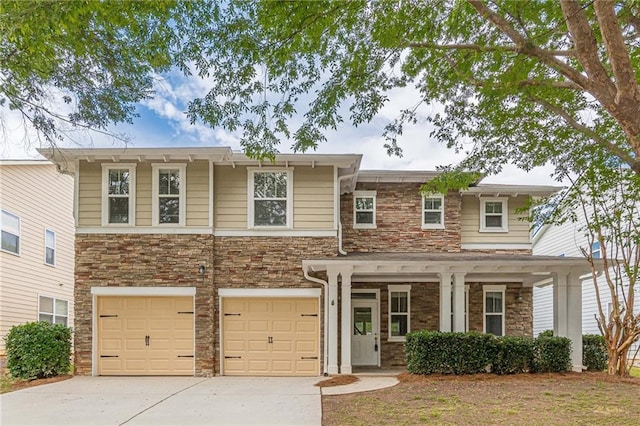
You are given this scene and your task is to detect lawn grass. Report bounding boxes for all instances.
[630,366,640,378]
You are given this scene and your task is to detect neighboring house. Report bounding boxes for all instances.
[0,160,75,368]
[40,147,602,377]
[533,216,640,360]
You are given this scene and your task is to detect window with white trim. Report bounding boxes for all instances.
[102,164,136,226]
[1,209,20,255]
[480,198,508,232]
[422,194,445,229]
[483,285,506,336]
[249,169,293,227]
[450,285,470,332]
[38,296,68,326]
[152,164,186,226]
[353,190,376,229]
[45,229,55,266]
[388,285,411,341]
[591,242,601,259]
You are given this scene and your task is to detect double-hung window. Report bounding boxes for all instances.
[1,209,20,255]
[388,285,411,341]
[102,164,136,226]
[152,164,186,226]
[44,229,55,266]
[249,169,293,228]
[480,198,508,232]
[422,194,445,229]
[591,242,601,259]
[38,296,68,326]
[353,191,376,229]
[483,285,505,336]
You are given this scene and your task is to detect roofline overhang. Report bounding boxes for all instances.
[460,185,563,197]
[220,152,363,170]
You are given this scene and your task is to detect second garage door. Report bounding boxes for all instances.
[98,296,194,375]
[222,297,319,376]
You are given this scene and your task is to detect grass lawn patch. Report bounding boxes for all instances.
[322,372,640,425]
[630,367,640,378]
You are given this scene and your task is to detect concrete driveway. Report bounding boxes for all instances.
[0,376,321,426]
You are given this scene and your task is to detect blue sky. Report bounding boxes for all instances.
[0,70,560,185]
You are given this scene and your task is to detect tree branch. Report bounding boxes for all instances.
[406,42,575,57]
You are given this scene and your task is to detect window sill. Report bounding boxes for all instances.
[1,249,20,256]
[353,224,376,230]
[478,228,509,233]
[422,225,445,230]
[387,337,406,343]
[44,262,55,268]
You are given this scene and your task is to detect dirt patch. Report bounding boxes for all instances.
[1,375,72,394]
[323,372,640,425]
[316,375,359,387]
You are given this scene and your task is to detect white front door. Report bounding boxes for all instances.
[351,298,379,366]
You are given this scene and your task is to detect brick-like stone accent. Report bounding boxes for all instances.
[213,237,336,375]
[75,234,215,376]
[341,183,462,253]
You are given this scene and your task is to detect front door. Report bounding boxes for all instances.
[351,298,379,366]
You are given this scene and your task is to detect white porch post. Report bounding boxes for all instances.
[439,272,452,332]
[327,267,339,375]
[452,272,467,332]
[567,273,583,372]
[340,268,353,374]
[553,273,568,337]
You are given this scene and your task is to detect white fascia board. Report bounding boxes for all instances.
[461,243,531,250]
[218,288,321,297]
[91,287,196,296]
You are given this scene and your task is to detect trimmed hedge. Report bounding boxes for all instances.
[4,321,72,379]
[583,334,608,371]
[405,331,571,375]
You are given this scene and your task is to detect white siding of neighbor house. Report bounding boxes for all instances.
[460,195,531,245]
[0,163,75,354]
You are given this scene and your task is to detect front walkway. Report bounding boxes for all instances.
[0,376,321,426]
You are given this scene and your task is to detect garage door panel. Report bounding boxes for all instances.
[271,341,292,352]
[295,341,317,352]
[247,301,270,313]
[296,320,316,332]
[248,320,268,332]
[248,339,269,352]
[272,320,293,332]
[224,318,245,332]
[271,360,293,373]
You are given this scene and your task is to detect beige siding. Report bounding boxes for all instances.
[186,161,210,227]
[293,166,334,229]
[460,195,531,244]
[214,166,247,229]
[136,162,152,226]
[78,161,101,227]
[0,164,75,353]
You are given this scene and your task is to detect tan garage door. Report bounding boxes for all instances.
[98,296,194,375]
[222,297,319,376]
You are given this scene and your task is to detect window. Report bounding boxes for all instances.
[353,191,376,229]
[388,285,411,341]
[102,164,136,226]
[591,242,601,259]
[1,209,20,254]
[38,296,68,326]
[422,194,445,229]
[249,169,293,228]
[44,229,55,266]
[483,285,506,336]
[480,198,508,232]
[450,285,470,332]
[152,164,186,226]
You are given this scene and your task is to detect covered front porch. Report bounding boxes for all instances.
[303,253,603,375]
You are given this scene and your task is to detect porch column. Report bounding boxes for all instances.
[439,272,452,332]
[340,268,353,374]
[327,267,339,375]
[452,272,467,332]
[567,273,583,372]
[552,273,568,337]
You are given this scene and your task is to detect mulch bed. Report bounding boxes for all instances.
[4,375,72,393]
[315,375,359,387]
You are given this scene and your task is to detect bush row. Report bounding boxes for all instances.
[539,330,608,371]
[405,331,572,375]
[4,321,72,379]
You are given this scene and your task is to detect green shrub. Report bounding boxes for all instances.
[538,329,554,338]
[493,336,535,374]
[405,331,497,374]
[532,336,572,373]
[583,334,608,371]
[4,322,72,379]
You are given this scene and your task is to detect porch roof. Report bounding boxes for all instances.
[302,252,604,286]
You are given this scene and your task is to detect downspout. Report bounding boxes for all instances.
[304,265,330,376]
[337,172,358,256]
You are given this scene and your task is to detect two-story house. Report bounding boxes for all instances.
[0,160,75,370]
[40,147,602,377]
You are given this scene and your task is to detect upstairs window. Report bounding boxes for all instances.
[591,242,601,259]
[422,194,445,229]
[480,198,508,232]
[1,209,20,255]
[484,285,505,336]
[102,164,136,226]
[45,229,55,266]
[249,169,293,227]
[353,191,376,229]
[39,296,68,326]
[152,164,186,226]
[388,285,411,341]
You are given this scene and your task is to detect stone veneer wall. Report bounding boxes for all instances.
[341,183,462,253]
[347,281,532,368]
[75,234,215,376]
[213,237,337,375]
